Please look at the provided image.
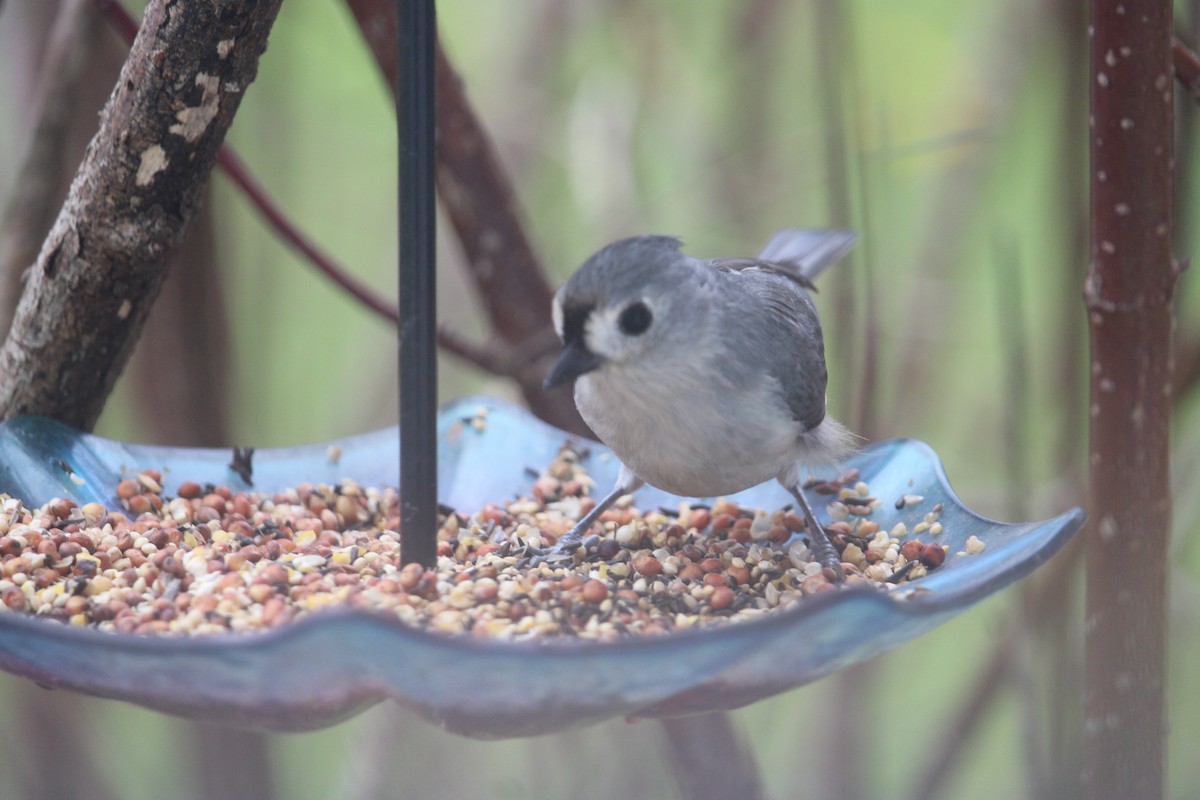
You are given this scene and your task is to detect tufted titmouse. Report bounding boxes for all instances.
[542,230,856,578]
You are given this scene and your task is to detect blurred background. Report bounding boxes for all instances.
[0,0,1197,798]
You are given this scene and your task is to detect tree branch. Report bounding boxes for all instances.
[215,147,400,325]
[343,0,589,435]
[1084,2,1176,798]
[658,714,764,800]
[0,0,284,429]
[1174,34,1200,101]
[0,0,103,331]
[96,0,400,329]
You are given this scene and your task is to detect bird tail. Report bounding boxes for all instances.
[756,229,857,283]
[799,415,857,469]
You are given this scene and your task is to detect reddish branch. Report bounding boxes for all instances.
[97,0,400,328]
[1174,35,1200,101]
[1083,3,1178,798]
[104,0,584,432]
[343,0,587,435]
[215,147,400,325]
[0,0,283,429]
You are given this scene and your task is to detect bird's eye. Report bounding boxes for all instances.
[618,301,652,336]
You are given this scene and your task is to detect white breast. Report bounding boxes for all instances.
[576,364,802,498]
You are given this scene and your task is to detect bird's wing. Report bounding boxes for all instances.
[709,257,819,291]
[710,265,830,432]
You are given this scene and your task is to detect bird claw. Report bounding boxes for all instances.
[808,532,845,582]
[523,540,582,568]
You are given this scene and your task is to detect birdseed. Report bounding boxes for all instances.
[0,446,957,642]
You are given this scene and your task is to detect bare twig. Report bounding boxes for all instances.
[434,41,589,433]
[659,714,764,800]
[0,0,284,428]
[344,0,397,84]
[903,629,1015,800]
[889,5,1039,417]
[1083,3,1177,798]
[131,197,232,445]
[16,689,118,800]
[189,724,276,800]
[342,0,588,435]
[1176,336,1200,397]
[904,538,1083,800]
[1173,33,1200,244]
[1174,34,1200,100]
[1044,6,1090,795]
[993,235,1030,522]
[97,0,401,329]
[435,324,513,377]
[215,147,400,325]
[0,0,102,330]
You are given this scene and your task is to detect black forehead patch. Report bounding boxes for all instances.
[561,301,593,345]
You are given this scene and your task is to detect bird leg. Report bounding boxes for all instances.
[529,470,644,564]
[784,483,845,582]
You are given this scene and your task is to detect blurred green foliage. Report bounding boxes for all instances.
[0,0,1198,798]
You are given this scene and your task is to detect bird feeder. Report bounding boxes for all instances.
[0,0,1083,739]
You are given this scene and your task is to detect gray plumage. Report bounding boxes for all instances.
[542,229,856,573]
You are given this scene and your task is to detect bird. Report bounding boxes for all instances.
[540,229,856,578]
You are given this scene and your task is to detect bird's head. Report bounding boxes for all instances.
[544,236,707,389]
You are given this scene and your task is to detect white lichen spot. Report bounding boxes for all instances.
[135,144,169,186]
[1101,240,1116,254]
[1097,72,1110,88]
[217,38,235,59]
[1097,169,1107,182]
[1099,377,1115,393]
[1154,74,1169,91]
[1105,49,1117,67]
[1090,402,1101,418]
[1155,223,1168,237]
[224,81,242,94]
[1116,4,1125,13]
[1131,403,1145,429]
[1119,46,1131,57]
[1099,515,1118,541]
[1114,202,1130,216]
[1120,118,1134,130]
[117,299,133,320]
[169,74,221,143]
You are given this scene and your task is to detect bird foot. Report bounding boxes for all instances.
[807,526,845,582]
[786,484,845,583]
[522,531,586,568]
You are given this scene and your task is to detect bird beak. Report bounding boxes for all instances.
[544,341,604,389]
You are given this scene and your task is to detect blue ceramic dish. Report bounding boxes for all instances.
[0,397,1083,737]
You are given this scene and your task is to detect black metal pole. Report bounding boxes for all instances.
[398,0,437,568]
